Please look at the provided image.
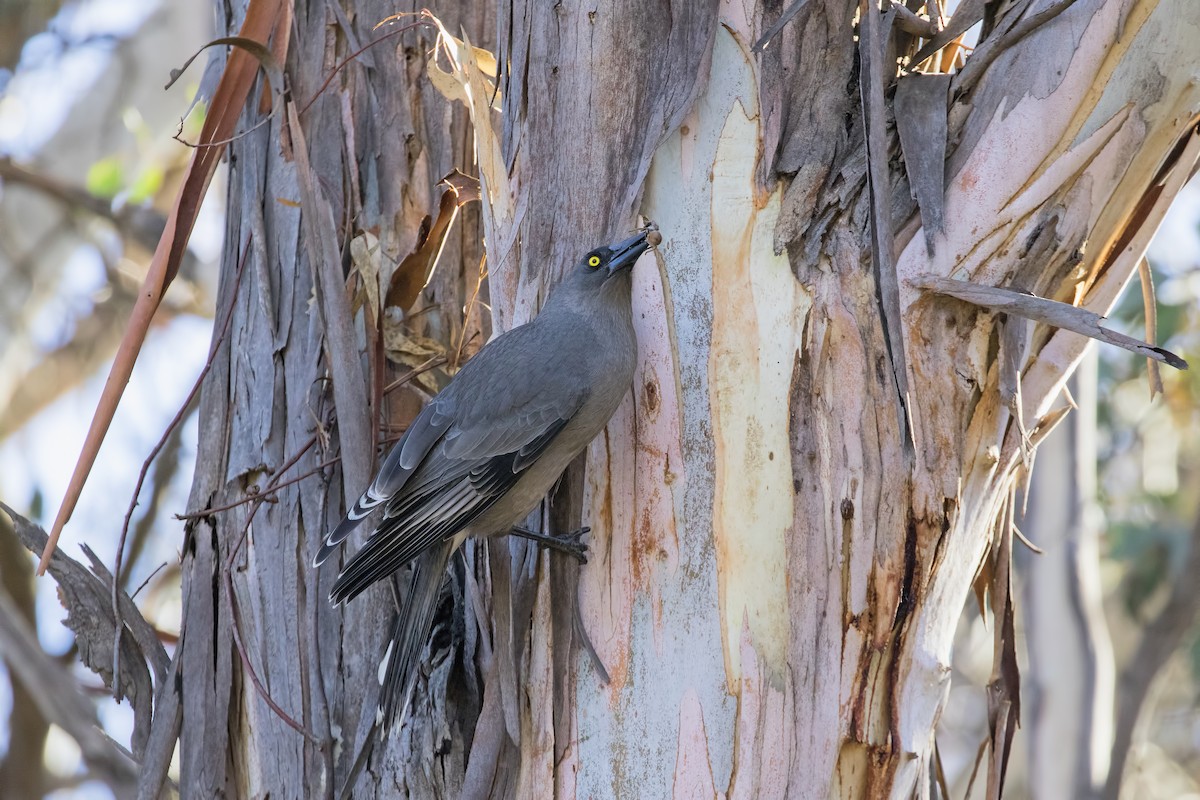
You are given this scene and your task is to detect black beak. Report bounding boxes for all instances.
[605,231,651,277]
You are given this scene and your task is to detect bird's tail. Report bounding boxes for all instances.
[376,539,456,735]
[313,485,388,567]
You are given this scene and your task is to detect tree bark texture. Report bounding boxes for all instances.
[176,1,1200,798]
[177,2,494,797]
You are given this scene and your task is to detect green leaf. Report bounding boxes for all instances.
[128,164,164,203]
[86,157,124,199]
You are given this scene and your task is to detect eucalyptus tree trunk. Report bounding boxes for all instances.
[177,3,494,796]
[177,1,1200,798]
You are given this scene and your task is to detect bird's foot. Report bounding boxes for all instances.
[508,525,590,564]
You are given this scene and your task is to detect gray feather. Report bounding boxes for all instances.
[328,415,570,605]
[376,542,455,734]
[317,229,652,735]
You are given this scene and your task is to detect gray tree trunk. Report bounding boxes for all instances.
[170,1,1200,797]
[1020,351,1116,799]
[177,3,493,796]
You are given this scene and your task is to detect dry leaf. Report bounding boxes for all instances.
[382,328,449,394]
[426,18,510,228]
[350,231,383,319]
[385,170,481,312]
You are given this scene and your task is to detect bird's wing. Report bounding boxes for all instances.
[313,322,582,567]
[327,413,570,604]
[312,395,452,567]
[322,324,589,601]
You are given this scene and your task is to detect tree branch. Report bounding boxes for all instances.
[0,157,172,256]
[0,511,49,796]
[0,583,138,795]
[1,502,168,762]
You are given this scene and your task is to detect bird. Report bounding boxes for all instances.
[315,226,660,733]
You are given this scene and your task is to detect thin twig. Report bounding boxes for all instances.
[221,437,320,742]
[1012,524,1043,555]
[298,17,434,118]
[173,19,434,150]
[175,442,328,520]
[912,275,1188,369]
[963,736,989,800]
[174,114,274,150]
[174,405,420,523]
[110,241,250,697]
[382,354,448,396]
[167,36,285,151]
[453,253,489,369]
[121,419,187,588]
[1137,258,1164,398]
[130,562,168,601]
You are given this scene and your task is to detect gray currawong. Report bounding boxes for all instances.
[315,228,656,733]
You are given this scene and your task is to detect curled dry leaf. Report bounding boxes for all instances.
[382,328,451,394]
[350,231,383,319]
[425,17,510,231]
[385,170,482,313]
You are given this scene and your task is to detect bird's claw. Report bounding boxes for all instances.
[508,525,590,564]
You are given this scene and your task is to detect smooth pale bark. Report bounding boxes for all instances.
[554,2,1200,798]
[176,1,1200,798]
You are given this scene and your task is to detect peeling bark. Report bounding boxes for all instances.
[175,0,1200,797]
[179,3,493,796]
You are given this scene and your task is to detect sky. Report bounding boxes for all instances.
[0,1,212,795]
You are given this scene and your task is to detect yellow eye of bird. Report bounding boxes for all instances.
[588,255,602,268]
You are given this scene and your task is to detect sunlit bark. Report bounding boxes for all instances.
[182,1,1200,797]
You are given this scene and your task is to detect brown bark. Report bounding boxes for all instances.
[0,514,48,798]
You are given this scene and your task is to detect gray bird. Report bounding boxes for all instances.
[315,227,658,732]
